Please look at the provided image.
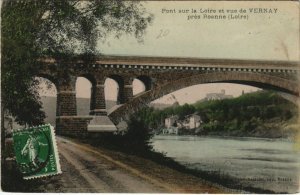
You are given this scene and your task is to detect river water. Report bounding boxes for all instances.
[151,135,300,193]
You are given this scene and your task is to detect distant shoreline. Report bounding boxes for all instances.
[153,134,294,142]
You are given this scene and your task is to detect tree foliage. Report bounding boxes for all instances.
[138,91,298,132]
[138,103,196,130]
[1,0,153,125]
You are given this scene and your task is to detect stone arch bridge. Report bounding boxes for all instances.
[38,56,300,137]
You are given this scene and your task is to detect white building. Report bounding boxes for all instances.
[189,114,201,129]
[162,126,178,135]
[175,114,202,129]
[177,120,189,129]
[164,114,202,132]
[165,115,178,128]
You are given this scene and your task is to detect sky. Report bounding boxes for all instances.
[39,1,299,104]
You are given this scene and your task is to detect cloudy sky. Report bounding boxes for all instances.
[40,1,299,104]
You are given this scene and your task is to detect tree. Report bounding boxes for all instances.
[175,103,195,120]
[1,0,153,126]
[124,116,153,153]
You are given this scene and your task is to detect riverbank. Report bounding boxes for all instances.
[154,133,295,142]
[87,134,288,193]
[151,135,300,194]
[2,136,227,193]
[3,134,297,193]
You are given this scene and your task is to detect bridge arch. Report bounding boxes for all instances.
[133,76,152,96]
[135,75,152,91]
[78,74,97,86]
[106,75,124,104]
[108,72,299,126]
[133,79,145,96]
[75,77,93,115]
[36,73,57,87]
[35,76,58,126]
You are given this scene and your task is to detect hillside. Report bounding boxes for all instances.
[137,91,299,138]
[193,91,299,138]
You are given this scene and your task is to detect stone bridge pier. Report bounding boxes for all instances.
[87,75,138,133]
[56,76,77,116]
[90,77,107,116]
[54,75,137,137]
[54,75,91,137]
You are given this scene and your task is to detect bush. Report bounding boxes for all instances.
[89,115,153,155]
[123,116,153,153]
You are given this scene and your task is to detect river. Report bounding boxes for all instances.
[151,135,300,193]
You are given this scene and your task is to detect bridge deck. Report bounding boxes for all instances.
[41,55,299,70]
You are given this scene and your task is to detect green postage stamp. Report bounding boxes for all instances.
[12,124,62,179]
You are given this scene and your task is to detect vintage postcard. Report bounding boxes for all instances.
[1,0,299,193]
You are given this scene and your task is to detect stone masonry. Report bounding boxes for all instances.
[37,56,300,137]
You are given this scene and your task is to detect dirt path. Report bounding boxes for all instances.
[56,137,169,193]
[32,136,226,193]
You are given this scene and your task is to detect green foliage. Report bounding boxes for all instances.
[123,116,153,152]
[1,0,153,125]
[193,91,297,133]
[2,1,47,126]
[174,103,195,120]
[138,91,298,134]
[137,103,196,130]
